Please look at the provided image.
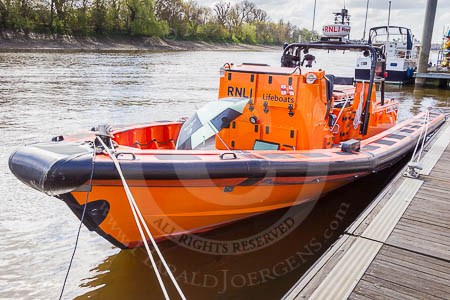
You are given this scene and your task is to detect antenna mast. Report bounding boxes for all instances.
[387,1,391,41]
[362,0,370,40]
[311,0,317,41]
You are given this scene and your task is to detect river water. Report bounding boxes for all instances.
[0,49,448,300]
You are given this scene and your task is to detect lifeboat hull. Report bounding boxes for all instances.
[61,176,355,248]
[9,111,445,249]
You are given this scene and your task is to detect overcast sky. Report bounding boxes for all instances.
[198,0,449,43]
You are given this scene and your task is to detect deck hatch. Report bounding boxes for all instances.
[386,134,407,140]
[362,145,380,151]
[335,152,357,155]
[300,153,330,158]
[261,154,296,159]
[400,129,414,133]
[154,155,202,161]
[373,139,396,146]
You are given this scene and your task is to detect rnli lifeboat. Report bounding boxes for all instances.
[9,42,445,249]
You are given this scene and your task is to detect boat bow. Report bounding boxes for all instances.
[9,142,93,196]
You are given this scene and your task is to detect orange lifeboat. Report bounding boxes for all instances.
[9,42,445,249]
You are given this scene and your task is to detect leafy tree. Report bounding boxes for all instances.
[154,0,183,36]
[213,1,229,28]
[91,0,106,33]
[132,0,166,35]
[182,0,205,38]
[0,0,315,44]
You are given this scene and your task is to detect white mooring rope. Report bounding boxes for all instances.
[410,109,430,162]
[96,136,186,300]
[354,81,366,130]
[330,90,351,134]
[405,109,430,178]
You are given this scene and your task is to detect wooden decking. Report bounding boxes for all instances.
[283,119,450,300]
[415,72,450,88]
[415,72,450,80]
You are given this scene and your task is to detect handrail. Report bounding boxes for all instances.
[281,42,383,135]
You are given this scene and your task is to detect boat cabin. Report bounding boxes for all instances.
[215,42,397,151]
[111,42,398,152]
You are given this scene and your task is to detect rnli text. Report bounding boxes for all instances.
[227,86,253,98]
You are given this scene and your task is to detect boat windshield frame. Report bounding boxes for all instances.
[281,41,385,135]
[368,26,413,50]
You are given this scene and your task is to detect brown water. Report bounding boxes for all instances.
[0,50,448,300]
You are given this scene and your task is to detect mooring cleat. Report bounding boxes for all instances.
[404,162,423,179]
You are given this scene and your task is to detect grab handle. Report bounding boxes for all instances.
[116,152,137,160]
[220,152,237,160]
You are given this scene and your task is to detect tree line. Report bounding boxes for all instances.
[0,0,317,44]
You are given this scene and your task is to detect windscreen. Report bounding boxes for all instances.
[176,98,249,150]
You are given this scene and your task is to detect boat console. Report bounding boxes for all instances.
[216,42,397,151]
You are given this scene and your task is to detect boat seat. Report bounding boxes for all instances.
[333,84,355,108]
[333,101,352,108]
[324,74,335,101]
